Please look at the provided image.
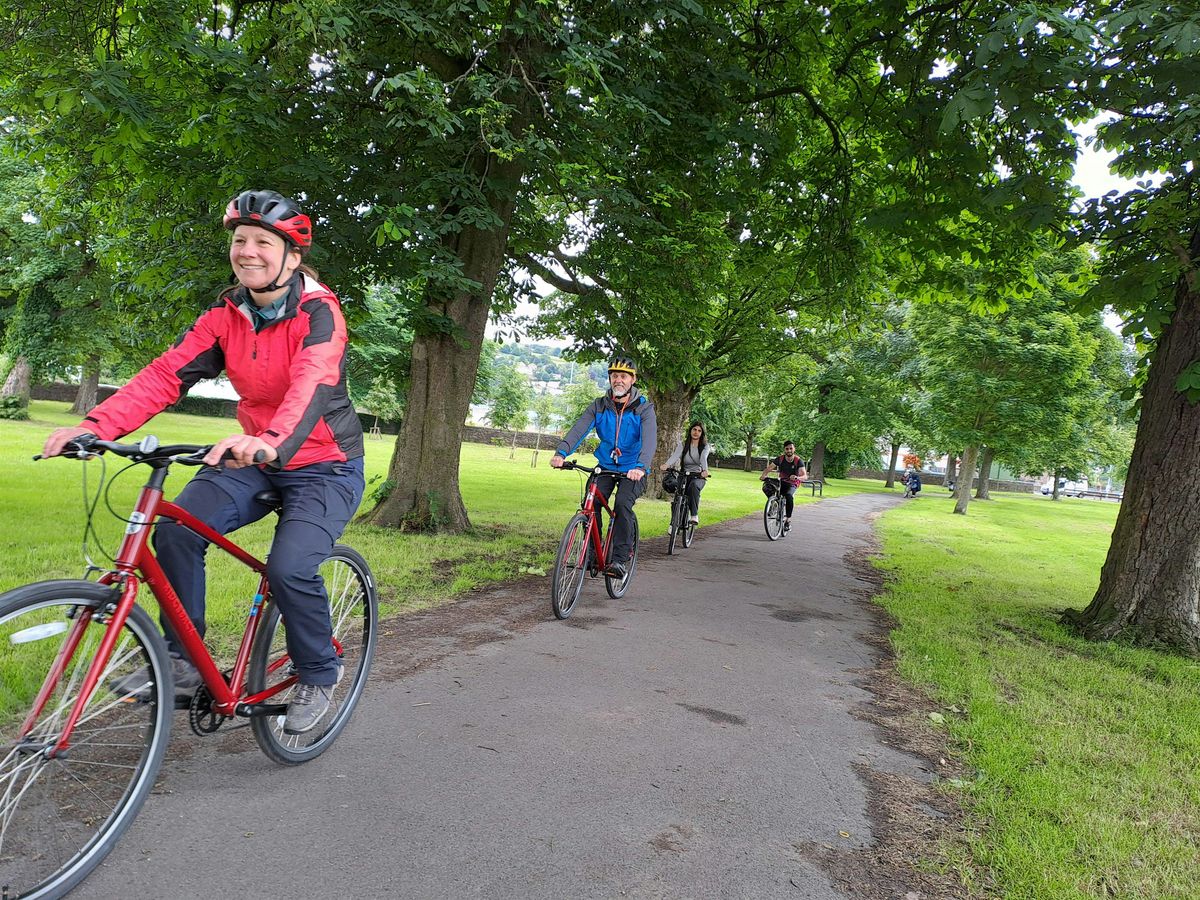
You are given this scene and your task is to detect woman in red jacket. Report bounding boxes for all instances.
[43,190,365,735]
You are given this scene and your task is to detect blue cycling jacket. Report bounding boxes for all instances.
[555,388,657,473]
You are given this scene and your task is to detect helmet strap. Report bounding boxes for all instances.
[252,245,294,296]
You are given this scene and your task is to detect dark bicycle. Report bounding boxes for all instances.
[761,476,792,541]
[664,468,708,555]
[550,460,640,618]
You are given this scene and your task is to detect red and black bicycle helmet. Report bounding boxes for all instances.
[222,190,312,251]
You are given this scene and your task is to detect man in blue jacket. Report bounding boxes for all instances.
[551,356,657,579]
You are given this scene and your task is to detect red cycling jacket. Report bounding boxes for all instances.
[82,274,364,469]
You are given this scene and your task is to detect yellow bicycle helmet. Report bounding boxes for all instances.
[607,356,638,377]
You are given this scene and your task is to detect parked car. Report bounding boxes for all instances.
[1041,478,1089,497]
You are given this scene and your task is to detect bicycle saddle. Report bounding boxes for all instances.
[253,489,284,512]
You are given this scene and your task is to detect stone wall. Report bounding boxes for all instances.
[27,386,1037,493]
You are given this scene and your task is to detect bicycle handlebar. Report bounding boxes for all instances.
[36,434,217,467]
[665,467,710,480]
[556,459,634,479]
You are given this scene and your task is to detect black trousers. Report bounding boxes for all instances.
[683,473,706,515]
[594,473,646,564]
[780,482,798,517]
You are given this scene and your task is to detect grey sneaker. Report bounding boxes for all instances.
[284,683,335,735]
[110,653,202,701]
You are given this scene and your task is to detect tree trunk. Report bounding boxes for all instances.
[1063,237,1200,653]
[946,454,958,490]
[362,157,526,531]
[808,441,826,480]
[509,428,518,459]
[71,355,101,415]
[1052,466,1062,500]
[953,445,978,515]
[808,382,830,480]
[646,382,696,499]
[1,355,31,405]
[884,441,900,487]
[743,433,755,471]
[975,446,993,500]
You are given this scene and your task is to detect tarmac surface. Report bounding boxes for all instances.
[75,490,932,900]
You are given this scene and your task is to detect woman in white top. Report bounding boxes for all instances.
[662,421,712,524]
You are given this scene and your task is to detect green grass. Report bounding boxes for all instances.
[877,492,1200,899]
[0,402,890,663]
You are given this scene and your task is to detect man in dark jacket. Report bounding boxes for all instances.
[551,357,657,578]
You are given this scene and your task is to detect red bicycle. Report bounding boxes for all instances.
[0,435,378,899]
[550,460,641,619]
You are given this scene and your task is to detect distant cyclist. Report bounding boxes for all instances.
[905,468,923,498]
[661,421,711,525]
[761,441,808,534]
[42,190,364,735]
[550,357,657,579]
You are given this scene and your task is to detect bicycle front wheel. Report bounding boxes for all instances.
[551,513,590,619]
[248,545,378,766]
[0,580,172,900]
[667,495,685,555]
[764,497,784,541]
[605,513,640,599]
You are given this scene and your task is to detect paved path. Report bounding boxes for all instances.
[77,491,926,899]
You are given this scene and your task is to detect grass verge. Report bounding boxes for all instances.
[876,492,1200,899]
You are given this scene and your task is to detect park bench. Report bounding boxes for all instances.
[1077,489,1123,501]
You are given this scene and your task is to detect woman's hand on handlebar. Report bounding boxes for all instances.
[627,468,645,482]
[43,426,97,459]
[549,454,565,469]
[203,434,278,468]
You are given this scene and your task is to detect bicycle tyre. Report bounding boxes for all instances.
[605,513,640,599]
[667,494,685,556]
[551,513,590,619]
[682,511,697,548]
[0,580,172,900]
[248,545,378,766]
[764,497,784,541]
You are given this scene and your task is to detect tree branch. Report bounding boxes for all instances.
[750,83,845,155]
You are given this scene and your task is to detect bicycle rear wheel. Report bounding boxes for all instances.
[605,514,640,599]
[248,545,378,766]
[764,497,784,541]
[551,513,590,619]
[682,512,697,548]
[0,580,172,900]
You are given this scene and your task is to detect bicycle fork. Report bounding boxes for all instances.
[20,577,141,758]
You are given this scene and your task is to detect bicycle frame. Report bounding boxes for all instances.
[30,461,298,755]
[578,471,621,570]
